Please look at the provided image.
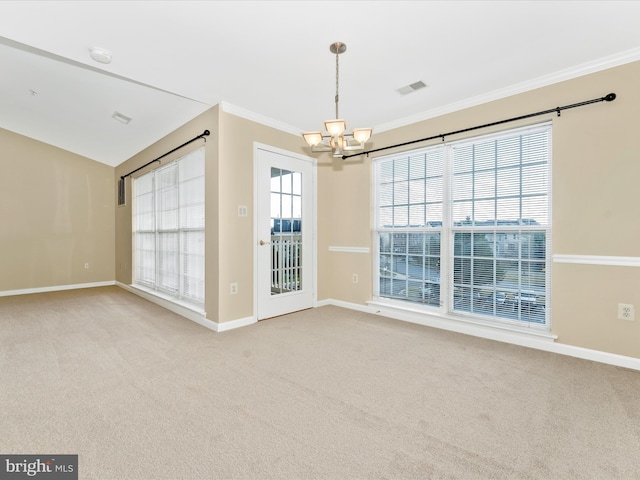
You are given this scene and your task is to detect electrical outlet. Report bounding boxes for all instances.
[230,283,238,295]
[618,303,635,321]
[84,263,89,269]
[238,205,248,217]
[352,274,358,284]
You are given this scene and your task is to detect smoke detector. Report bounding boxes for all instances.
[89,47,112,64]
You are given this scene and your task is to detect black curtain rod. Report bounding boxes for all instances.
[341,93,616,160]
[120,129,210,179]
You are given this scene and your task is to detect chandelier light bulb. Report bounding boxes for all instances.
[324,119,347,136]
[353,128,372,144]
[302,132,323,147]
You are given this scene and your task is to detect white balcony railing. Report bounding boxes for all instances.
[270,234,302,294]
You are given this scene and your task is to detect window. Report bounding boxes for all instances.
[133,147,205,307]
[270,168,303,293]
[374,124,550,328]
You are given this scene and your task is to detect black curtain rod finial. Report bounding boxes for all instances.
[604,93,616,102]
[120,129,211,180]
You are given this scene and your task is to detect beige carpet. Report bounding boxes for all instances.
[1,286,639,479]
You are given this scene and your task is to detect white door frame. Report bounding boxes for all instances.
[253,142,317,320]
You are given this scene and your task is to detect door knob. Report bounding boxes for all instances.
[259,239,271,246]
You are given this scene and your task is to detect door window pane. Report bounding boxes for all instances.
[270,168,303,294]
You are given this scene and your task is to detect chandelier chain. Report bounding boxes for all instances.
[335,50,340,119]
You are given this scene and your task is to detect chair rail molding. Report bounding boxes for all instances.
[328,246,370,253]
[553,254,640,267]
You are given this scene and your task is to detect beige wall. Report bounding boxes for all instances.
[216,111,308,322]
[5,57,638,360]
[317,156,373,304]
[0,128,114,291]
[317,60,640,359]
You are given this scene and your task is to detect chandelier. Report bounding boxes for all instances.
[302,42,372,158]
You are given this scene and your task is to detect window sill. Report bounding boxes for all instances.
[129,284,206,316]
[367,298,557,346]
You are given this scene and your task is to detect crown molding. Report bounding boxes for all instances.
[219,101,301,136]
[375,46,640,134]
[220,47,640,139]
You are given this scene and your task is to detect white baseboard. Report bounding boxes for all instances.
[0,281,116,297]
[317,298,377,314]
[216,315,257,332]
[116,282,216,331]
[319,298,640,371]
[116,282,256,333]
[548,343,640,371]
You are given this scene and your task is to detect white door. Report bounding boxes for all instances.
[255,146,314,320]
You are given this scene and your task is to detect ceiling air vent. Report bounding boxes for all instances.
[112,111,132,124]
[396,80,428,96]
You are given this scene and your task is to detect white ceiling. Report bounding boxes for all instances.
[1,1,640,167]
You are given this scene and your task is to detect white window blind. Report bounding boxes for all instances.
[133,147,205,306]
[377,148,445,307]
[375,124,551,328]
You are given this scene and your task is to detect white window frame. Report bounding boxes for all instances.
[373,123,551,330]
[132,147,205,308]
